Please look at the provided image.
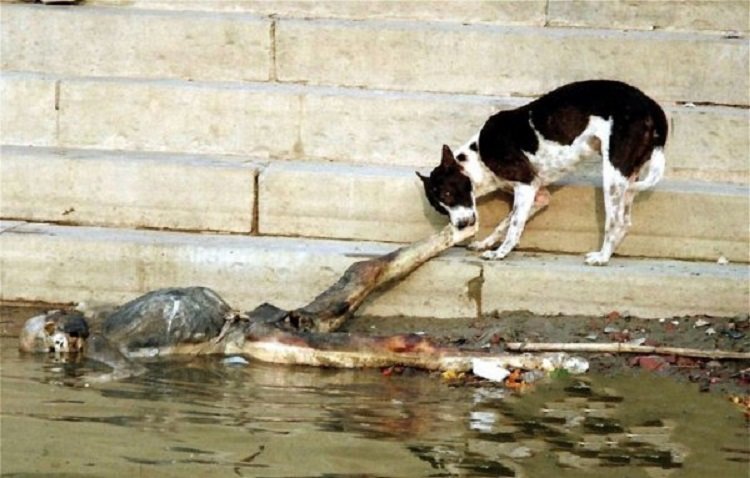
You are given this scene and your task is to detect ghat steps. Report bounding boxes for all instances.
[1,1,747,317]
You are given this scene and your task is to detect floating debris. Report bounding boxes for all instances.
[472,358,511,382]
[222,356,249,366]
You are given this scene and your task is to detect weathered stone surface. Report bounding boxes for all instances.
[667,105,749,183]
[0,73,57,146]
[258,161,441,242]
[0,222,478,318]
[91,0,547,26]
[299,90,506,167]
[23,74,744,181]
[481,253,748,319]
[0,3,272,82]
[277,20,749,105]
[476,179,750,264]
[1,221,746,318]
[259,160,749,262]
[0,146,259,232]
[548,0,749,33]
[57,79,301,157]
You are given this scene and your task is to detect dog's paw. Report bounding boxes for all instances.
[481,250,508,261]
[468,239,493,252]
[584,251,610,266]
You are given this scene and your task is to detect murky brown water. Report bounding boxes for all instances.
[2,335,749,478]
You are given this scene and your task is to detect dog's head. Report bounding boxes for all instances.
[417,145,476,230]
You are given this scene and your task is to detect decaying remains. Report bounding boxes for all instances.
[22,224,744,383]
[19,225,586,381]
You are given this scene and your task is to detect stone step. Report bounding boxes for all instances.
[1,221,746,319]
[2,146,747,263]
[275,19,747,105]
[259,160,749,263]
[2,73,747,184]
[91,0,749,34]
[0,145,261,233]
[2,3,747,105]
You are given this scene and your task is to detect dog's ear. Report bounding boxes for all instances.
[441,144,456,168]
[415,171,429,184]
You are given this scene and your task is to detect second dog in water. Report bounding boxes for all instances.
[417,79,667,266]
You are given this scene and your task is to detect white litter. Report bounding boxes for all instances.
[560,356,590,375]
[694,319,711,328]
[717,256,729,265]
[472,358,511,382]
[223,356,249,366]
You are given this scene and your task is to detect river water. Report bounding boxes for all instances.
[1,334,748,478]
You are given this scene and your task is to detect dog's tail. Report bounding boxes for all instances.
[630,147,665,192]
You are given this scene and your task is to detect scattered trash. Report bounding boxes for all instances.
[441,369,465,381]
[584,333,598,341]
[729,395,750,419]
[522,370,546,384]
[628,337,647,346]
[563,356,590,374]
[472,358,511,382]
[222,356,249,366]
[694,319,711,328]
[632,355,669,372]
[705,327,717,336]
[717,256,729,265]
[724,329,745,340]
[706,360,722,369]
[606,311,622,321]
[603,325,620,334]
[504,369,525,390]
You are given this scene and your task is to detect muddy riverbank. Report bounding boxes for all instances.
[3,303,748,398]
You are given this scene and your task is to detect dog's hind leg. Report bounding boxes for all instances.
[480,184,541,260]
[469,188,550,252]
[585,159,631,266]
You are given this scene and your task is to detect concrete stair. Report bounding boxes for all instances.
[1,1,747,318]
[1,220,746,319]
[2,146,746,262]
[2,72,747,184]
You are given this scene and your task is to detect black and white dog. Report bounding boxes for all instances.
[417,80,667,266]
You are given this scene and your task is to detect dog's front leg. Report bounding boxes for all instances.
[471,187,550,254]
[481,184,538,260]
[468,216,511,252]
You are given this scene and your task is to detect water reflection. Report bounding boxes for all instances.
[2,338,747,478]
